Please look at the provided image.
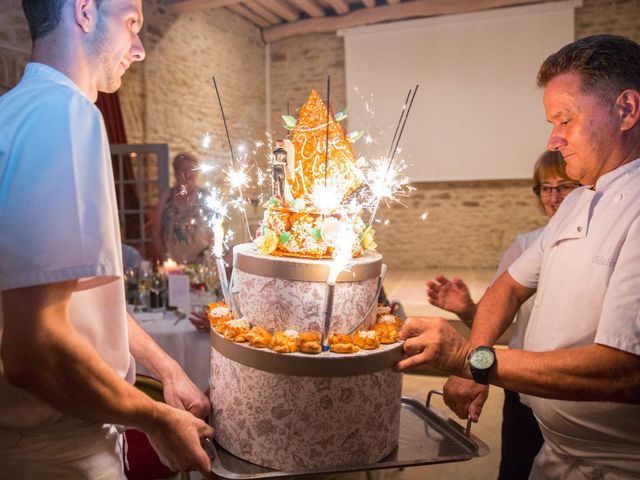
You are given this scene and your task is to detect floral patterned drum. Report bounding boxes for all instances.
[209,243,403,470]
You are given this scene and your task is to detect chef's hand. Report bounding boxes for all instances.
[162,367,211,420]
[395,317,471,375]
[443,375,489,422]
[190,310,210,333]
[145,402,214,479]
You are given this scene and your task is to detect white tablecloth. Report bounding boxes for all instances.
[133,310,211,392]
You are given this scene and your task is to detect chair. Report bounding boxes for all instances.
[124,375,189,480]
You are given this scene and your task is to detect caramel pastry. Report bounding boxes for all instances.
[376,304,391,317]
[328,333,359,354]
[297,331,322,354]
[208,301,232,328]
[329,333,354,345]
[269,331,299,353]
[330,343,360,354]
[373,322,400,344]
[354,330,380,350]
[222,317,250,342]
[245,326,273,348]
[378,313,403,330]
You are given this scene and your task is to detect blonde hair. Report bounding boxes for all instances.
[532,150,571,187]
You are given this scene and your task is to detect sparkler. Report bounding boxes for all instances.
[324,75,331,188]
[367,85,419,228]
[211,75,253,241]
[321,223,357,351]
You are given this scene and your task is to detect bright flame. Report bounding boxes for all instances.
[214,222,224,258]
[202,132,212,150]
[327,222,357,284]
[311,182,341,213]
[226,164,250,190]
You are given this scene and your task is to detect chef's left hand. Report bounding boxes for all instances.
[395,316,471,376]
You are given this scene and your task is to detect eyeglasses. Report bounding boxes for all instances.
[533,182,581,197]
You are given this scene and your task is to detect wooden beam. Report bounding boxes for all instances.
[164,0,241,14]
[227,3,272,27]
[288,0,324,18]
[325,0,350,15]
[264,0,552,43]
[244,0,283,23]
[255,0,300,21]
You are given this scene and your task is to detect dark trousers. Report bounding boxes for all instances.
[498,390,544,480]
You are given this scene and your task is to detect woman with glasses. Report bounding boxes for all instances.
[426,150,580,480]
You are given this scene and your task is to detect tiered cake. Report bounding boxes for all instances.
[208,91,403,470]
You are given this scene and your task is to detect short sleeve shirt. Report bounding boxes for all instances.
[0,63,131,430]
[508,158,640,471]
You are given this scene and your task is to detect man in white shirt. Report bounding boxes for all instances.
[397,34,640,478]
[0,1,213,478]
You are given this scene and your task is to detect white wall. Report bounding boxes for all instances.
[341,1,578,181]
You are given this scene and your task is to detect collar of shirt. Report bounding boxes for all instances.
[594,156,640,192]
[24,62,90,102]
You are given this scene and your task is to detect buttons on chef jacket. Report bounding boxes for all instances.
[577,226,583,232]
[614,193,623,203]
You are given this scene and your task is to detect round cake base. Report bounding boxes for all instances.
[210,347,403,470]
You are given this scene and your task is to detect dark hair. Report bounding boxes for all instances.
[22,0,103,41]
[537,34,640,103]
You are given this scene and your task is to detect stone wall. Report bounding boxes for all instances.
[266,0,640,269]
[2,0,639,268]
[269,32,346,139]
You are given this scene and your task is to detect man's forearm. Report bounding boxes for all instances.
[491,344,640,404]
[469,271,533,346]
[1,282,163,432]
[127,314,182,382]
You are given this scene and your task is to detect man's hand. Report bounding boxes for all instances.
[395,317,471,375]
[443,376,489,422]
[190,310,210,334]
[427,275,474,316]
[146,403,215,479]
[162,369,211,420]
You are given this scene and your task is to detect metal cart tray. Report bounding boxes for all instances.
[206,393,490,479]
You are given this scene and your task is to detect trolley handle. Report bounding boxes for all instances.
[426,389,473,437]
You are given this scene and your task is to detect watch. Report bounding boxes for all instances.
[468,346,496,385]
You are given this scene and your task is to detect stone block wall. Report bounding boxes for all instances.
[269,32,346,139]
[2,0,638,268]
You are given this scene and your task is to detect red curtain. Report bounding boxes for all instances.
[96,92,144,250]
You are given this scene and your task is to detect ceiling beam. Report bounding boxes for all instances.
[255,0,300,21]
[264,0,552,43]
[325,0,350,15]
[164,0,241,14]
[244,0,283,24]
[288,0,325,18]
[227,3,272,27]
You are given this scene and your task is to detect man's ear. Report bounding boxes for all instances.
[73,0,96,34]
[616,89,640,131]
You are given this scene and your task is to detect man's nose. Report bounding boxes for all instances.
[132,35,146,62]
[547,128,567,152]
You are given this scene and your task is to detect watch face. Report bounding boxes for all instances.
[470,348,495,369]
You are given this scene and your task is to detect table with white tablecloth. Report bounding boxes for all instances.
[132,310,211,392]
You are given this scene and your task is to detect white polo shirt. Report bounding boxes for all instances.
[0,63,131,435]
[509,158,640,473]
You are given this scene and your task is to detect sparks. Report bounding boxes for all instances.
[202,132,212,150]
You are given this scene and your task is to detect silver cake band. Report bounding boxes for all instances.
[233,243,382,282]
[211,331,403,377]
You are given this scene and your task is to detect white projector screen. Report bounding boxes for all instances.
[341,1,577,181]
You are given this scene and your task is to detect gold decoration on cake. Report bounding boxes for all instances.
[289,90,361,201]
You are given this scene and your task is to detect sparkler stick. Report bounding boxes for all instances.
[321,226,356,351]
[324,75,331,188]
[213,222,232,309]
[367,85,419,227]
[211,75,253,241]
